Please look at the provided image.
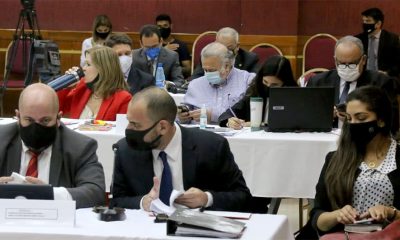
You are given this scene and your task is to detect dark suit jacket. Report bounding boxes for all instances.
[191,48,259,80]
[307,69,399,133]
[355,29,400,77]
[0,123,106,208]
[310,147,400,235]
[111,126,251,211]
[127,66,155,95]
[132,47,184,87]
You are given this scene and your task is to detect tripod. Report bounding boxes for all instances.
[0,5,41,116]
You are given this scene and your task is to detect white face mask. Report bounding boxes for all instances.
[337,67,361,82]
[119,55,132,78]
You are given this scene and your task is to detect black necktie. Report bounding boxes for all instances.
[339,81,351,104]
[159,151,173,205]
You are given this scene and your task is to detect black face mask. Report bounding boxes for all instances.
[95,31,110,39]
[20,122,58,152]
[125,121,162,151]
[363,23,376,34]
[86,75,99,91]
[349,120,380,150]
[159,27,171,39]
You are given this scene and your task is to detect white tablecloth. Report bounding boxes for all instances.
[0,118,338,199]
[0,208,294,240]
[75,125,338,199]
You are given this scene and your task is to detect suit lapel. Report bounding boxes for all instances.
[333,71,341,103]
[49,127,63,185]
[180,126,197,189]
[96,95,115,120]
[6,134,22,175]
[377,30,386,61]
[140,49,152,73]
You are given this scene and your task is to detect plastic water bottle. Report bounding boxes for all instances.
[155,63,165,89]
[199,104,207,129]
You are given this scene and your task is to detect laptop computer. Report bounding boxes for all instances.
[0,184,54,200]
[267,87,335,132]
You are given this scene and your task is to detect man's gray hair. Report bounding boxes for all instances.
[335,35,364,55]
[201,42,235,66]
[216,27,239,43]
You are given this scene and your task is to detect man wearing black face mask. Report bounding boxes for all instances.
[111,87,251,212]
[0,83,106,208]
[355,8,400,78]
[156,14,191,79]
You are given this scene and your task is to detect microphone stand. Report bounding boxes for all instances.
[97,144,126,222]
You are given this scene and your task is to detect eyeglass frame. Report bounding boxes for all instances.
[335,56,364,70]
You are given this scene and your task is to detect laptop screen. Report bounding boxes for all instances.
[267,87,335,132]
[0,184,54,200]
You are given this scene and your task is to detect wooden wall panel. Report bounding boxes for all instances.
[241,0,299,35]
[0,30,300,79]
[299,0,400,35]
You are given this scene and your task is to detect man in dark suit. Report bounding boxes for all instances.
[307,35,399,134]
[191,27,259,80]
[132,24,184,87]
[355,8,400,78]
[105,33,154,94]
[0,83,105,208]
[111,87,251,211]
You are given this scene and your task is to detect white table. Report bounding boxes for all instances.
[0,118,338,199]
[73,125,338,199]
[0,208,294,240]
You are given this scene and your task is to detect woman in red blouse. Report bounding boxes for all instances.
[58,46,132,121]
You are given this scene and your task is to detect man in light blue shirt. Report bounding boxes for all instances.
[179,42,255,123]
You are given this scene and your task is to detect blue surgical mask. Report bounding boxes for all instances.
[205,71,223,85]
[146,47,160,61]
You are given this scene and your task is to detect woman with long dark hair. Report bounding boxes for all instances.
[310,86,400,236]
[218,55,297,128]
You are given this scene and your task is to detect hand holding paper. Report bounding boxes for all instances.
[25,176,46,185]
[0,176,14,184]
[143,177,160,211]
[174,187,208,209]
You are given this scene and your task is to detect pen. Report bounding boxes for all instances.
[227,94,237,118]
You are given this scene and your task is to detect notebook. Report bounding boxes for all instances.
[267,87,335,132]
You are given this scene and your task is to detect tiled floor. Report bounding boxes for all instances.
[277,198,310,235]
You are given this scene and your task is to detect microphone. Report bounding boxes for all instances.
[47,68,84,91]
[98,143,126,222]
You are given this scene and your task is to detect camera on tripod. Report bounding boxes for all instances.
[21,0,35,11]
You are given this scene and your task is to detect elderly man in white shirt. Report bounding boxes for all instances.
[179,42,255,124]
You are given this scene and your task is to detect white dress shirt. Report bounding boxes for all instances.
[140,123,213,209]
[20,142,73,200]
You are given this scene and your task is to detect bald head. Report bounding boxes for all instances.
[17,83,60,127]
[129,87,177,124]
[19,83,59,112]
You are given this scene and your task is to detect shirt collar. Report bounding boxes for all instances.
[371,29,382,39]
[21,141,52,155]
[152,122,181,162]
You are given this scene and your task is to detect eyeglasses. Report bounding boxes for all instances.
[336,57,363,70]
